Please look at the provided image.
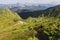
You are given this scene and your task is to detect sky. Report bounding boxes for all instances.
[0,0,60,4]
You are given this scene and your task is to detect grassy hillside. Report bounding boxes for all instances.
[0,7,21,27]
[0,7,37,40]
[0,6,60,40]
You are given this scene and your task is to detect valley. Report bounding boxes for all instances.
[0,4,60,40]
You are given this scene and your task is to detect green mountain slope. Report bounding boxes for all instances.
[0,7,21,27]
[0,7,36,40]
[0,5,60,40]
[44,5,60,17]
[19,5,60,19]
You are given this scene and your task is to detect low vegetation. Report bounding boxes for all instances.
[0,7,60,40]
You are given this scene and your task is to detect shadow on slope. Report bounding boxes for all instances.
[17,10,43,19]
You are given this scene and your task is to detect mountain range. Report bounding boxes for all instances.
[0,3,60,40]
[0,3,60,19]
[0,3,58,11]
[17,5,60,19]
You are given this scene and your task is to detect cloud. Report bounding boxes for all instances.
[33,0,60,4]
[0,0,60,4]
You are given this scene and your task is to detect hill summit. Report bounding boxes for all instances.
[0,7,21,27]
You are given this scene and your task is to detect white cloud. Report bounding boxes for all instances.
[0,0,60,4]
[33,0,60,4]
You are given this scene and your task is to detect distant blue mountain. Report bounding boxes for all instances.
[0,3,59,11]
